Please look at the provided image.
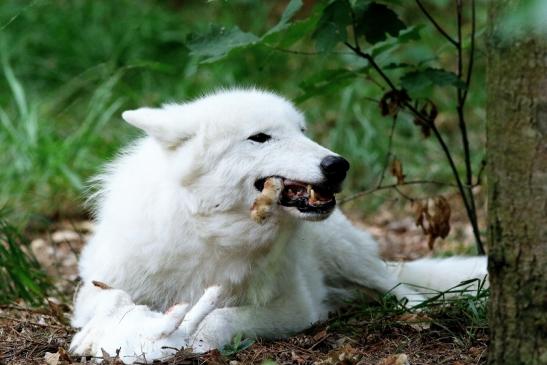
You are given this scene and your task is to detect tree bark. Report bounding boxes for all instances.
[487,2,547,364]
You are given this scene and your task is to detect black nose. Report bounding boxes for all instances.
[320,155,350,183]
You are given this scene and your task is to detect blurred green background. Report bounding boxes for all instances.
[0,0,487,224]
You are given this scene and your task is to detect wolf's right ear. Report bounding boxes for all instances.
[122,107,193,148]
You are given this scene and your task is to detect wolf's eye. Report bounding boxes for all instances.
[248,133,271,143]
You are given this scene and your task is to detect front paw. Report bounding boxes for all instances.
[70,285,223,363]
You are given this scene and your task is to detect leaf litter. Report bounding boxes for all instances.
[1,212,487,364]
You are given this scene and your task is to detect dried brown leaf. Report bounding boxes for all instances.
[414,196,451,249]
[377,353,410,365]
[397,313,432,332]
[379,90,410,117]
[315,344,361,365]
[313,329,328,341]
[390,159,405,185]
[58,347,72,363]
[44,352,60,365]
[413,100,438,138]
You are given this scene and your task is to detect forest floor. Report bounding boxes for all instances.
[0,196,488,365]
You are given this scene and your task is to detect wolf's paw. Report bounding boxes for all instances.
[70,285,222,363]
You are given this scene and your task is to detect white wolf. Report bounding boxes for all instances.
[70,88,487,363]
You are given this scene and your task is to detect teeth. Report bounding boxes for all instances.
[310,188,316,202]
[307,184,312,195]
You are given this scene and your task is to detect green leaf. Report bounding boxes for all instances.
[262,3,322,48]
[262,1,320,48]
[384,62,413,70]
[220,333,255,357]
[264,16,319,48]
[237,338,255,351]
[355,2,406,44]
[312,0,352,52]
[296,68,358,103]
[401,67,466,94]
[186,25,260,63]
[397,25,422,43]
[266,0,303,35]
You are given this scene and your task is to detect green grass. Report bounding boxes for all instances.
[0,209,52,305]
[0,56,128,219]
[331,278,490,346]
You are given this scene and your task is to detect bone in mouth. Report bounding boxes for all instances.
[282,180,334,206]
[251,177,284,223]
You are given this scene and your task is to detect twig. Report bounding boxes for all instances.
[340,179,455,204]
[475,158,486,186]
[415,0,459,47]
[462,0,476,104]
[344,42,398,91]
[455,0,472,191]
[393,186,415,202]
[455,0,484,254]
[377,117,397,187]
[343,5,484,253]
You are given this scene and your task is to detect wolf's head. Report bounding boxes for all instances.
[122,88,349,221]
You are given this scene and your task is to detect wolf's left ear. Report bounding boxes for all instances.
[122,107,193,147]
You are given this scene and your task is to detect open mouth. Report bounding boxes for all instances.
[255,177,337,215]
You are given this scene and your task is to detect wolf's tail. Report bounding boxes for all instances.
[387,256,489,296]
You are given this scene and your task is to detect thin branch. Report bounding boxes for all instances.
[406,96,484,254]
[431,120,484,254]
[415,0,459,48]
[364,73,386,90]
[394,186,416,202]
[454,0,483,253]
[462,0,475,104]
[340,179,456,204]
[344,42,398,90]
[346,0,362,50]
[455,0,472,188]
[377,117,397,187]
[343,12,484,253]
[475,158,486,186]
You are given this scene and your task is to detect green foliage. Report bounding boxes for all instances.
[0,56,125,218]
[187,25,260,63]
[312,0,352,52]
[401,67,466,95]
[265,0,303,35]
[220,333,255,357]
[0,0,487,227]
[0,210,51,305]
[335,278,489,342]
[355,2,407,45]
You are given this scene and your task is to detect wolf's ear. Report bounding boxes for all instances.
[122,107,192,148]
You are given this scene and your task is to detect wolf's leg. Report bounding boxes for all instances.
[312,210,426,305]
[181,296,327,352]
[70,284,222,363]
[315,210,487,304]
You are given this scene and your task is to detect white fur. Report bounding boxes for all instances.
[71,88,488,363]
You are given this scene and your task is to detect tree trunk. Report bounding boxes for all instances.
[487,2,547,365]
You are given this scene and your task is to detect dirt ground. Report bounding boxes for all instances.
[0,198,488,365]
